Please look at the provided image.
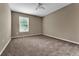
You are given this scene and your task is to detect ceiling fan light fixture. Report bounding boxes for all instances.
[35,3,45,10]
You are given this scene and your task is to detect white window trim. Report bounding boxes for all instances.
[19,16,29,32]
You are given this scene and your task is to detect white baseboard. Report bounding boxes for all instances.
[43,34,79,45]
[0,39,11,55]
[11,33,42,39]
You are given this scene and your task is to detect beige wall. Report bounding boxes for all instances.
[11,12,42,38]
[43,4,79,43]
[0,4,11,55]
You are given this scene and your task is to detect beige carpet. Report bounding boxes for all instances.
[1,35,79,56]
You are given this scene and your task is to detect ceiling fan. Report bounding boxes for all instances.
[36,3,45,10]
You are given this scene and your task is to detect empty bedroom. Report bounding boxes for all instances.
[1,3,79,56]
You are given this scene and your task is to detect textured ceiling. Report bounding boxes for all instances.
[9,3,70,17]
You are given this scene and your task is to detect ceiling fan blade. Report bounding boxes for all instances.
[35,3,45,10]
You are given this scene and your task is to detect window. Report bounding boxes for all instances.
[19,16,29,32]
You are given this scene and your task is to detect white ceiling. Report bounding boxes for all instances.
[9,3,70,17]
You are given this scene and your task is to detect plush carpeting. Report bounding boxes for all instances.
[1,35,79,56]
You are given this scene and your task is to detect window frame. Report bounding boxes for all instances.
[19,16,29,32]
